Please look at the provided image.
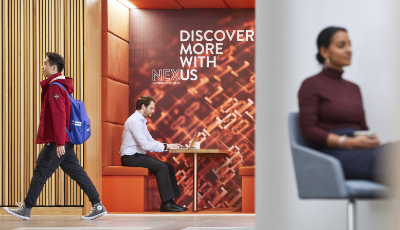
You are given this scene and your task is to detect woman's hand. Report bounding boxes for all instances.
[344,135,380,149]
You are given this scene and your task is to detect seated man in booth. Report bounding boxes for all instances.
[119,95,187,212]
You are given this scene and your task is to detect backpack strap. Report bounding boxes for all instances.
[50,82,69,95]
[50,82,72,134]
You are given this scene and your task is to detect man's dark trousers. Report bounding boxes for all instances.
[24,142,100,208]
[121,153,180,202]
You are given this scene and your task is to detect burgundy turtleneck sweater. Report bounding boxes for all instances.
[298,68,368,146]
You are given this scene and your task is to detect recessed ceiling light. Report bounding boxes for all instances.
[117,0,137,9]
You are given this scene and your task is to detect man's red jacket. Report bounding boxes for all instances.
[36,73,74,146]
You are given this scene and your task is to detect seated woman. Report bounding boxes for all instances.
[298,26,392,182]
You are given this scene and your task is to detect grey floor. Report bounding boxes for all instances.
[0,214,256,230]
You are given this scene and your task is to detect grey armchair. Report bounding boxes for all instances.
[288,112,388,230]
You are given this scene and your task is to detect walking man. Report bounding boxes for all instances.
[120,95,188,212]
[4,52,107,220]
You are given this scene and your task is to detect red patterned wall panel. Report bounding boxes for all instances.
[129,9,255,209]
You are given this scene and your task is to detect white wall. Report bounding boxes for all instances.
[256,0,400,229]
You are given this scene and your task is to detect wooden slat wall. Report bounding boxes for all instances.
[0,0,85,207]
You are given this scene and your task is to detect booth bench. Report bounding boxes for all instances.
[101,122,160,212]
[239,166,255,213]
[102,166,150,212]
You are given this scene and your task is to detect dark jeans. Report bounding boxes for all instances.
[317,127,399,182]
[121,153,180,202]
[24,142,100,208]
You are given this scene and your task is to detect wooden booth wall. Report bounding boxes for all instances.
[0,0,85,207]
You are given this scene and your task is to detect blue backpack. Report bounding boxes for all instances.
[50,82,91,145]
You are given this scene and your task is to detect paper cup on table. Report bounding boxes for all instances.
[194,142,200,149]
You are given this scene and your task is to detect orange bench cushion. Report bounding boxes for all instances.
[102,166,149,176]
[239,166,255,176]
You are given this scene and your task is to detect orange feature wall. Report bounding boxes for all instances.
[101,0,129,165]
[101,0,130,209]
[101,0,163,213]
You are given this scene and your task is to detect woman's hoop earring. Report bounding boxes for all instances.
[324,58,330,68]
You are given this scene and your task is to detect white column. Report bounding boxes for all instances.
[256,0,400,229]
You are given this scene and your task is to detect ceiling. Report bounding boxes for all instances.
[127,0,255,9]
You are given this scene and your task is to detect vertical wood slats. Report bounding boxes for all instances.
[0,0,3,206]
[0,0,84,207]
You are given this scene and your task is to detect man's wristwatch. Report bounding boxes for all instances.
[164,144,168,151]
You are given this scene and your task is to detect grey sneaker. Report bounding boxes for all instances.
[81,202,107,220]
[4,202,31,220]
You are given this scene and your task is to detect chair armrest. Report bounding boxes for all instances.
[291,143,349,198]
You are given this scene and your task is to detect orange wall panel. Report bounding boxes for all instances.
[102,32,129,84]
[101,77,129,124]
[102,0,129,42]
[102,122,110,167]
[102,122,124,167]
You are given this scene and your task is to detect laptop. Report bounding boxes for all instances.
[170,132,199,149]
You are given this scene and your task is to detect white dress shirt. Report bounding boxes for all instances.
[119,111,165,156]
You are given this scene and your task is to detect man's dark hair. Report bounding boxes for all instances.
[46,52,65,73]
[136,95,156,110]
